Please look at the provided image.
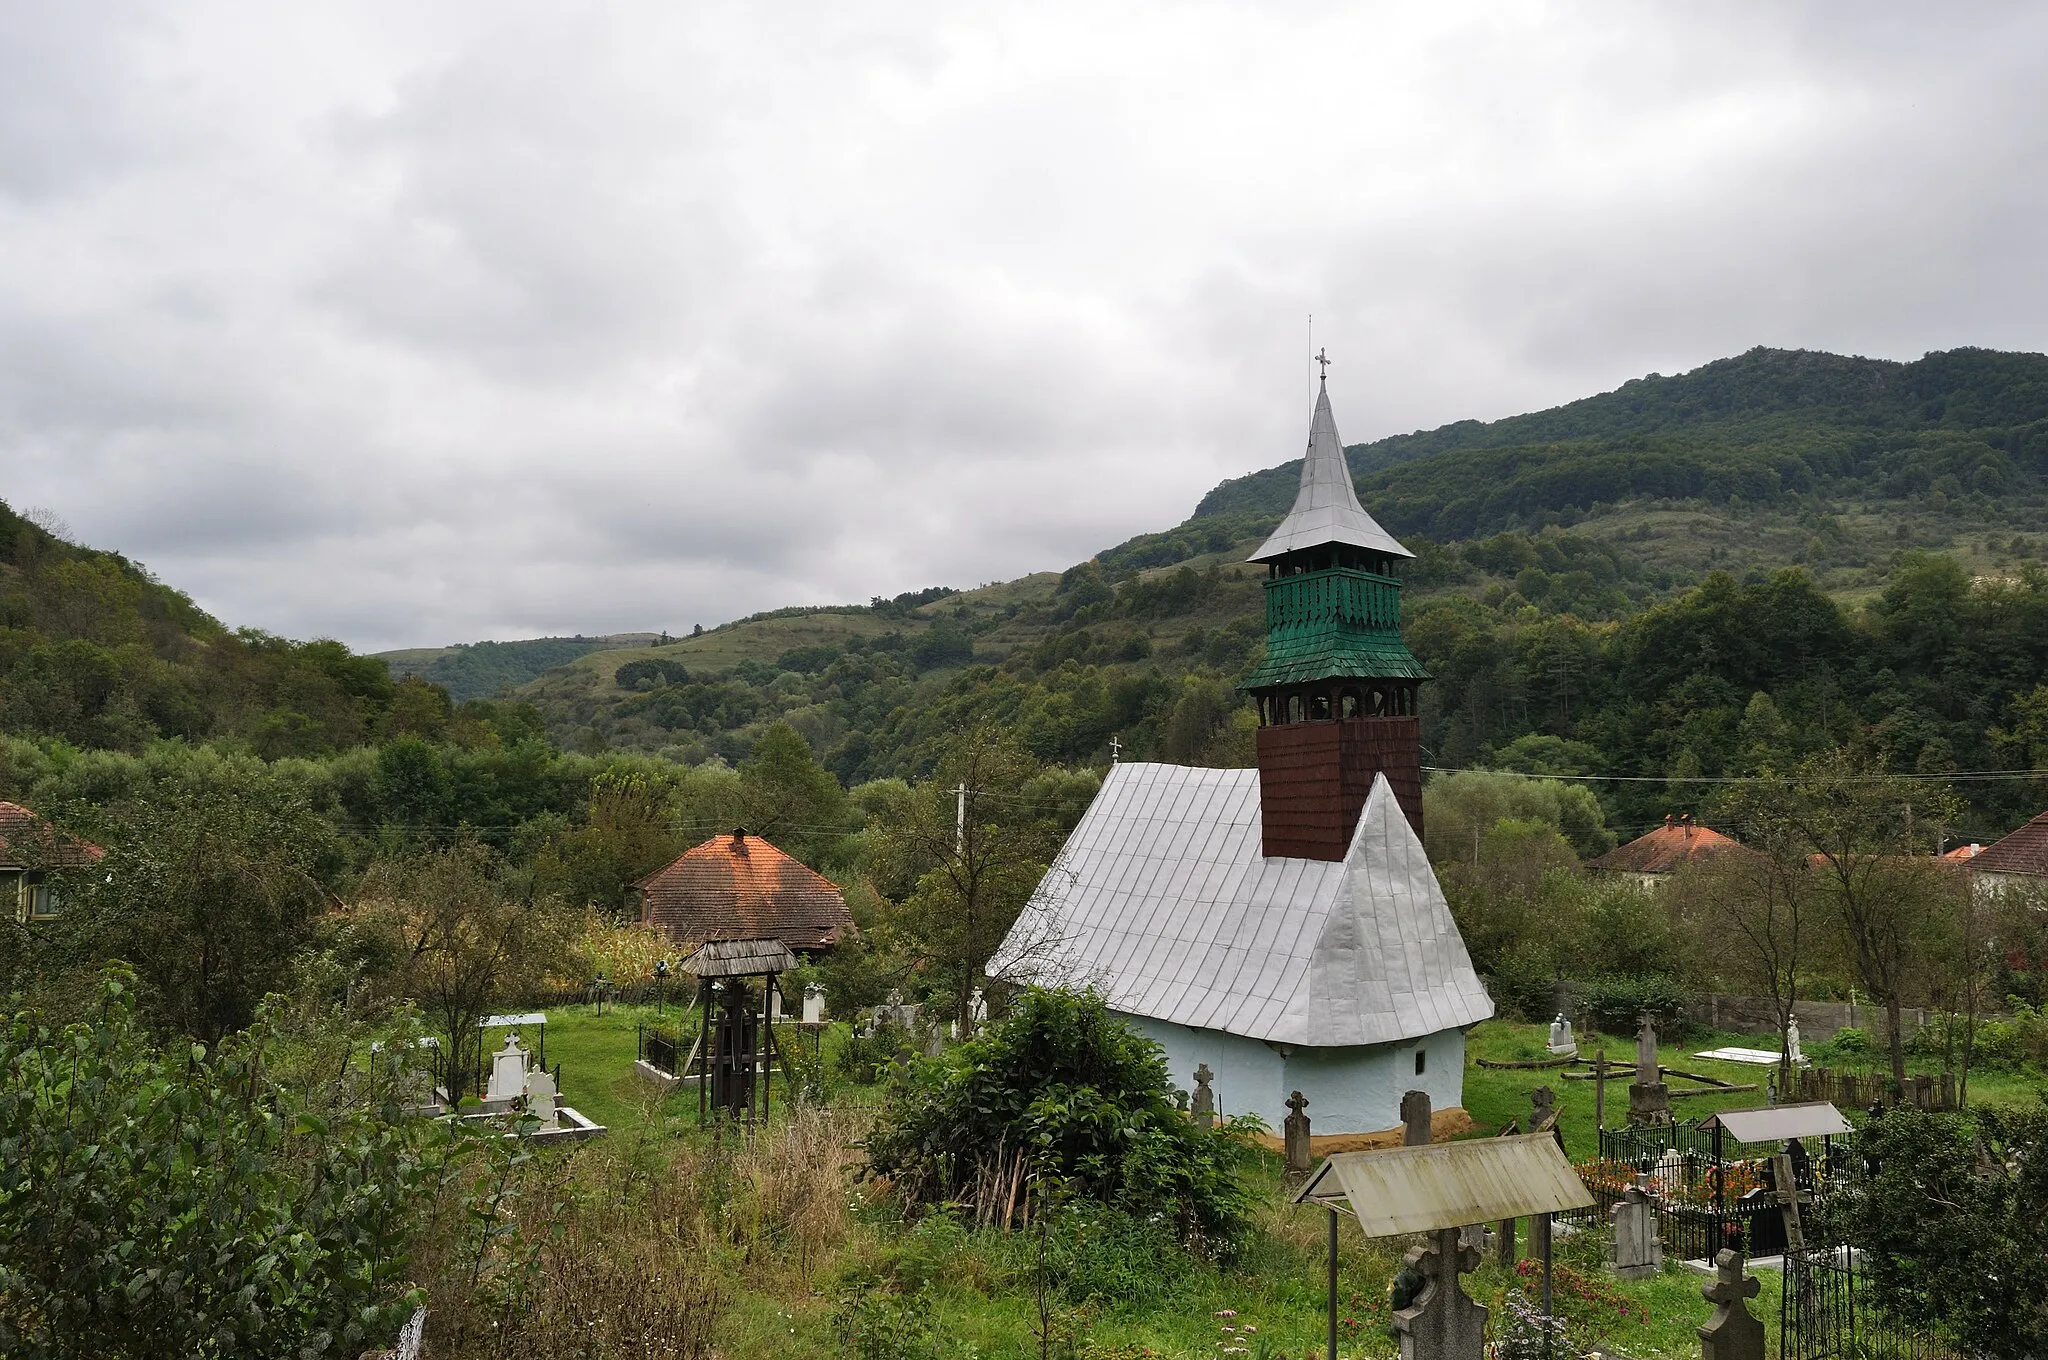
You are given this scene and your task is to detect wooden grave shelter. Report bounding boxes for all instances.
[680,938,798,1126]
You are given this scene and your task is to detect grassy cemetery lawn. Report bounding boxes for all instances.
[508,1009,1889,1358]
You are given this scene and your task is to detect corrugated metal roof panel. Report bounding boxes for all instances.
[1702,1102,1852,1143]
[991,763,1493,1046]
[1293,1134,1594,1236]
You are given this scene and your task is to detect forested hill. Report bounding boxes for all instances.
[1191,347,2048,542]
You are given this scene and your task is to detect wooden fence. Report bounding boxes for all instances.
[1787,1066,1956,1112]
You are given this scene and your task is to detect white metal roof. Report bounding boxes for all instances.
[1702,1102,1852,1143]
[1248,381,1413,563]
[1291,1134,1594,1236]
[991,763,1493,1047]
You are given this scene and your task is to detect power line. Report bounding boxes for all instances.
[1422,765,2046,786]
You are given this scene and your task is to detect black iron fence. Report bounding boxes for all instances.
[1782,1245,1961,1360]
[638,1024,682,1076]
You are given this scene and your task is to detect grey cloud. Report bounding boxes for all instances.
[4,3,2048,652]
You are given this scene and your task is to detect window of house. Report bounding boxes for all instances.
[1414,1049,1426,1076]
[26,882,57,920]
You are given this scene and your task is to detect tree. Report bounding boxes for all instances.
[1725,748,1963,1086]
[70,782,333,1044]
[361,844,564,1101]
[1671,834,1810,1079]
[876,723,1060,1034]
[738,721,848,864]
[1838,1103,2048,1360]
[533,768,686,913]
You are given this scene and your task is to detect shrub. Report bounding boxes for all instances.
[863,989,1257,1251]
[837,1021,907,1085]
[1576,973,1693,1037]
[0,968,426,1359]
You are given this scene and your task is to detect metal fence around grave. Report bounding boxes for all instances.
[638,1024,681,1076]
[1572,1121,1858,1263]
[1782,1244,1962,1360]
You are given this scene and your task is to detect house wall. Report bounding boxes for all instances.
[1117,1012,1465,1133]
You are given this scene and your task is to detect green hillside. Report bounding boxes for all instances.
[378,633,664,700]
[491,346,2048,842]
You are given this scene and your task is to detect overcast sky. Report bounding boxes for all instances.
[5,4,2047,652]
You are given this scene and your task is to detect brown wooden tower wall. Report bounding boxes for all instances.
[1255,716,1423,860]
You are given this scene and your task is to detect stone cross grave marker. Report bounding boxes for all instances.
[524,1067,559,1130]
[1392,1228,1486,1360]
[1401,1088,1433,1146]
[1283,1090,1312,1173]
[1191,1063,1216,1129]
[1629,1014,1672,1126]
[1698,1249,1765,1360]
[1548,1013,1577,1055]
[1529,1086,1558,1132]
[485,1034,530,1106]
[1608,1173,1662,1279]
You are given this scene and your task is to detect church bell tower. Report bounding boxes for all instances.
[1241,360,1427,857]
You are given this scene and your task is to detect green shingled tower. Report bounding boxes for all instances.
[1241,367,1428,855]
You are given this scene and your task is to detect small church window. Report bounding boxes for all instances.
[1414,1049,1426,1075]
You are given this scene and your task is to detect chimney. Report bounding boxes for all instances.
[1256,717,1423,859]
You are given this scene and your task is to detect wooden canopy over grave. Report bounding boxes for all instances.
[1291,1132,1592,1234]
[679,937,796,1125]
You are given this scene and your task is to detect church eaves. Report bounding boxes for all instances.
[1248,380,1413,564]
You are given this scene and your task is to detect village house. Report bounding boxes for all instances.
[1586,813,1751,889]
[993,372,1493,1144]
[1968,807,2048,897]
[0,800,105,924]
[631,828,854,956]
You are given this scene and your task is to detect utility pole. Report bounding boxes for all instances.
[955,783,967,858]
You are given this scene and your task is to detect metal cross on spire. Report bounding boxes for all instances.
[1314,347,1331,381]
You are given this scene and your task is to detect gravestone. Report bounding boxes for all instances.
[1401,1089,1432,1146]
[802,983,826,1025]
[1529,1086,1558,1132]
[770,984,784,1020]
[485,1035,530,1106]
[1391,1228,1486,1360]
[1547,1013,1577,1056]
[1191,1063,1216,1129]
[1697,1249,1764,1360]
[1786,1017,1803,1067]
[1284,1090,1312,1173]
[970,987,988,1026]
[524,1068,559,1130]
[1628,1014,1672,1126]
[1608,1173,1662,1279]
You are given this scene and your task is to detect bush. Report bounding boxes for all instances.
[863,989,1257,1251]
[837,1022,907,1085]
[1576,973,1693,1037]
[0,969,426,1359]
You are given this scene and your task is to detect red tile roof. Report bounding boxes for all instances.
[1588,814,1751,875]
[0,801,104,870]
[1974,809,2048,878]
[635,830,853,951]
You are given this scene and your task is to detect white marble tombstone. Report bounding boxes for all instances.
[1786,1017,1804,1067]
[1547,1013,1577,1055]
[524,1068,559,1130]
[969,987,988,1026]
[802,983,826,1024]
[770,983,784,1020]
[485,1035,530,1105]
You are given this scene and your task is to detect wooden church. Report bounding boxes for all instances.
[993,371,1492,1144]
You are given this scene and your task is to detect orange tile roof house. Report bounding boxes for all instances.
[1971,808,2048,892]
[632,829,854,953]
[0,800,105,923]
[1587,813,1752,885]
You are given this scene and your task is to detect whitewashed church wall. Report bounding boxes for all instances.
[1120,1012,1470,1134]
[1119,1014,1287,1127]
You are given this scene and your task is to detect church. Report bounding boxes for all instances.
[992,370,1492,1144]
